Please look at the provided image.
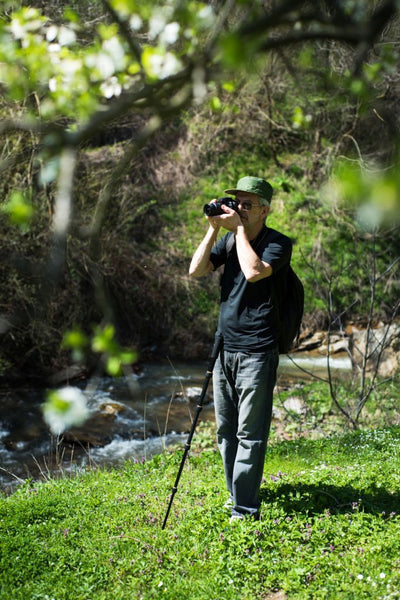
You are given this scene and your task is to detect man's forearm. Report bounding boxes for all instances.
[189,225,219,277]
[235,225,272,282]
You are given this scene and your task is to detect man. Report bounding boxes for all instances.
[189,176,292,521]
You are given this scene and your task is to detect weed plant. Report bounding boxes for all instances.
[1,424,400,599]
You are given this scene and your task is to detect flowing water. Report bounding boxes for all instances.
[0,353,352,493]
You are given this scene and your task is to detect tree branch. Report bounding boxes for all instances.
[100,0,143,66]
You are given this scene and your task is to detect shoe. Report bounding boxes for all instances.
[229,512,260,524]
[224,497,234,509]
[229,514,244,524]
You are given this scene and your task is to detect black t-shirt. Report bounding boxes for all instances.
[209,225,292,352]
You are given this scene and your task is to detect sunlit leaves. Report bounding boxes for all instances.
[325,161,400,230]
[209,96,222,111]
[63,7,80,25]
[1,0,399,129]
[62,324,137,376]
[109,0,150,21]
[92,324,137,375]
[292,106,312,130]
[0,1,218,122]
[1,191,35,230]
[0,12,91,117]
[62,328,89,363]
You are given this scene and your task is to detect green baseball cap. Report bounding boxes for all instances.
[224,176,273,205]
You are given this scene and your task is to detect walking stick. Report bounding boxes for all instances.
[162,332,223,530]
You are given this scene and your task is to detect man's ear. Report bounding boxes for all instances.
[261,205,270,218]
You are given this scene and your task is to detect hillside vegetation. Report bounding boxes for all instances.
[0,1,399,381]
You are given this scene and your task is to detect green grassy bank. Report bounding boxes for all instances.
[1,424,400,600]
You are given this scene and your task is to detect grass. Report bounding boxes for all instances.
[1,422,400,599]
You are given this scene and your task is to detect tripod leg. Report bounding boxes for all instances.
[161,333,222,530]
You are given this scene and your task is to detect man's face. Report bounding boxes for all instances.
[235,192,269,226]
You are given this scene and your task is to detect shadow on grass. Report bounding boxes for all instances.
[260,482,399,516]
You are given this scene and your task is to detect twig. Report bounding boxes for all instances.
[0,466,26,484]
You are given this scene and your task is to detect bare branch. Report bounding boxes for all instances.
[88,115,163,261]
[44,147,77,287]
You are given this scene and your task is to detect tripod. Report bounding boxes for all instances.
[161,332,222,530]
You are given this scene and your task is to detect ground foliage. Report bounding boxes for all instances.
[1,423,400,599]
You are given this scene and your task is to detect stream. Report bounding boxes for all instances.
[0,353,352,494]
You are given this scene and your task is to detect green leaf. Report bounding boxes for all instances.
[210,96,222,111]
[291,106,312,130]
[62,329,88,350]
[219,33,243,67]
[1,191,35,229]
[92,324,117,354]
[222,81,236,93]
[106,356,122,376]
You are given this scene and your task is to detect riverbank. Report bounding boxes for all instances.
[1,424,400,599]
[2,348,399,495]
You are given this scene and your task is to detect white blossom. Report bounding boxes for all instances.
[58,26,76,47]
[103,37,126,71]
[10,18,25,40]
[48,43,61,54]
[159,22,180,46]
[49,77,57,92]
[149,14,167,39]
[149,51,181,79]
[46,25,58,42]
[197,6,215,27]
[100,76,122,98]
[95,51,116,78]
[129,15,143,32]
[43,387,89,435]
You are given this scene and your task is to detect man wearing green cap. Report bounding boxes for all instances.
[189,176,292,522]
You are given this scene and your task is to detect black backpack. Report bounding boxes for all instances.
[226,230,304,354]
[273,264,304,353]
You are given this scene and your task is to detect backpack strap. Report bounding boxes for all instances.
[225,231,235,255]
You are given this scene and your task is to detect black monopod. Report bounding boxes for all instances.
[161,332,223,530]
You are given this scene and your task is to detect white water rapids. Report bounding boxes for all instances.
[0,353,352,493]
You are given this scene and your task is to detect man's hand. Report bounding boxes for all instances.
[206,202,242,232]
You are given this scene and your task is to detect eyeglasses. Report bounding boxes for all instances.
[238,201,262,211]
